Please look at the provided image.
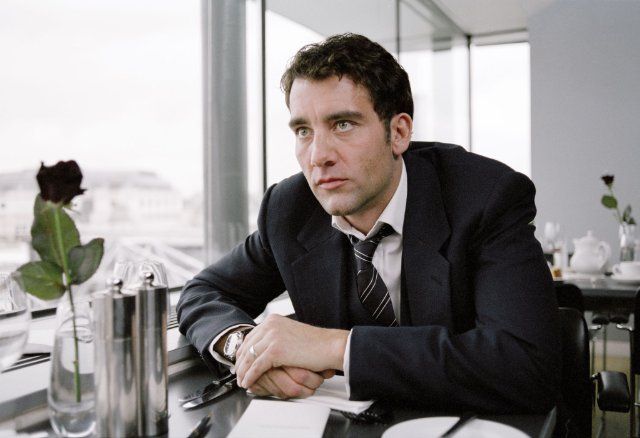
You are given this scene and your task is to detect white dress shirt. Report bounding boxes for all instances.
[332,159,407,393]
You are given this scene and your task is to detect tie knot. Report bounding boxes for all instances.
[349,223,394,259]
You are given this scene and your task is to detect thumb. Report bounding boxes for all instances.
[320,369,336,379]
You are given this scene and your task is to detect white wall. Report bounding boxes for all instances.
[529,1,640,258]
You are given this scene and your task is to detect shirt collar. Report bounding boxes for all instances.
[332,159,407,241]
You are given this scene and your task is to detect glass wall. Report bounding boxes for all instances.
[0,1,204,290]
[470,42,531,175]
[399,0,469,147]
[0,0,531,292]
[245,0,265,230]
[263,9,324,187]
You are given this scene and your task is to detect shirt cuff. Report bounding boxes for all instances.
[343,329,353,398]
[208,324,254,373]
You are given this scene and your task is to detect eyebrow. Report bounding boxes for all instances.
[288,117,307,129]
[288,110,365,129]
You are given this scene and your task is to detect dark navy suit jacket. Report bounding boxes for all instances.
[177,142,560,413]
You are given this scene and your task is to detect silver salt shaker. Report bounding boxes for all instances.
[94,278,139,437]
[134,271,168,436]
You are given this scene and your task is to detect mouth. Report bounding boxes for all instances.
[316,177,347,190]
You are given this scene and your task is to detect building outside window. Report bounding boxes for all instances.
[0,1,204,294]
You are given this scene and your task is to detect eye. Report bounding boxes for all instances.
[295,127,311,138]
[336,121,353,132]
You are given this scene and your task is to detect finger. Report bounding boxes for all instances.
[235,347,257,384]
[236,324,263,362]
[254,372,284,398]
[236,336,266,382]
[283,366,324,390]
[240,347,278,389]
[258,369,291,400]
[240,343,258,366]
[236,340,255,368]
[268,368,314,398]
[237,338,270,387]
[247,380,271,397]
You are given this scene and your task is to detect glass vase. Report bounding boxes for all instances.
[48,292,96,437]
[619,223,636,262]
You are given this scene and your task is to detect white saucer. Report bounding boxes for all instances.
[611,274,640,285]
[381,416,528,438]
[563,271,605,280]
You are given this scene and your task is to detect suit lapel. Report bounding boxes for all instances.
[402,153,453,327]
[290,205,349,329]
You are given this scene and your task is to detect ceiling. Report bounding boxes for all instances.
[267,0,458,51]
[431,0,555,36]
[267,0,557,48]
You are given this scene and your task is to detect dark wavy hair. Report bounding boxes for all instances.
[281,33,413,129]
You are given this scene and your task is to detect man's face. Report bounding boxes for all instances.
[288,76,406,230]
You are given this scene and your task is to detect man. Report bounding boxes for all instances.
[178,33,560,413]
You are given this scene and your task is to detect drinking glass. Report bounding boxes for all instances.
[619,223,636,262]
[543,221,561,252]
[113,260,168,290]
[0,272,31,372]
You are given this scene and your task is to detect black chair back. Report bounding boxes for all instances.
[632,289,640,376]
[555,283,585,313]
[557,307,592,438]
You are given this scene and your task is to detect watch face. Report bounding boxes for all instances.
[224,331,244,361]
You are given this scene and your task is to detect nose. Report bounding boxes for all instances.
[309,132,336,168]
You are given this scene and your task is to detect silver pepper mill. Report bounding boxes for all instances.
[134,271,168,437]
[94,278,139,437]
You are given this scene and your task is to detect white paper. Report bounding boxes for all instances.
[287,375,374,414]
[228,399,330,438]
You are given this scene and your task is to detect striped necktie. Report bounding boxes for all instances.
[349,223,398,327]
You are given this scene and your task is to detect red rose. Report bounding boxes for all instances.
[36,160,86,204]
[601,174,614,187]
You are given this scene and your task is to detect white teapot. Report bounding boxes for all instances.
[569,231,611,274]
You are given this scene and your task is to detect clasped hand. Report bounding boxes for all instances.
[234,314,349,398]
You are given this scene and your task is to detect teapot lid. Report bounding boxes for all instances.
[574,230,599,245]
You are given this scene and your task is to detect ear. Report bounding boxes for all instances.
[389,113,412,156]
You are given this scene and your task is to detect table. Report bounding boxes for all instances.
[13,357,555,437]
[8,301,556,437]
[560,276,639,313]
[169,362,555,437]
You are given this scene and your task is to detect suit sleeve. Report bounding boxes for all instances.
[348,172,561,413]
[176,185,286,371]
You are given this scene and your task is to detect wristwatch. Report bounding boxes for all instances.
[222,328,251,363]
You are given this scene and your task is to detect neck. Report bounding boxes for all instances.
[345,161,402,235]
[343,215,376,236]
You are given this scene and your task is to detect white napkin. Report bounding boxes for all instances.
[287,375,374,414]
[228,399,330,438]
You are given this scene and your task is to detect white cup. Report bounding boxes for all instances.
[612,261,640,278]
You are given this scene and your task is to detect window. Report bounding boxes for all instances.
[264,9,323,187]
[470,42,531,175]
[399,0,469,147]
[0,1,204,294]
